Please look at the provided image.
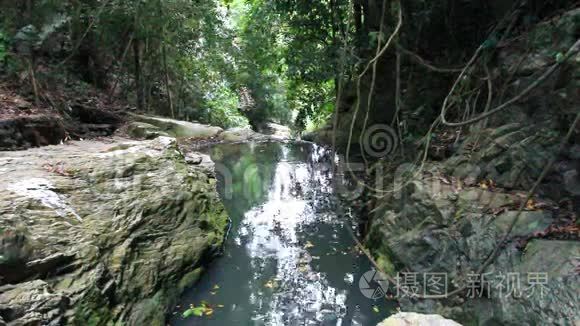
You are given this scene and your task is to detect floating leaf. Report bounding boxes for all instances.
[372,306,380,313]
[193,307,205,317]
[182,302,215,318]
[304,241,315,249]
[479,180,489,190]
[526,199,536,210]
[264,280,278,289]
[456,179,463,191]
[182,309,195,318]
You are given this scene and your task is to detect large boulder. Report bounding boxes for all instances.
[129,114,223,139]
[366,165,580,325]
[257,122,292,139]
[127,121,171,139]
[378,312,462,326]
[218,127,270,142]
[0,137,228,325]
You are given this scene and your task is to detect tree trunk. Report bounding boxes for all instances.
[353,0,363,37]
[162,44,175,118]
[133,39,145,112]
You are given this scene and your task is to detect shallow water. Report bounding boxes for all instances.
[171,142,395,326]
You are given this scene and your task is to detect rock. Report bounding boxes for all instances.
[0,136,228,325]
[466,240,580,325]
[563,169,580,195]
[569,145,580,160]
[457,189,517,211]
[127,122,170,139]
[258,122,292,139]
[364,9,580,325]
[519,240,579,276]
[378,312,462,326]
[493,211,552,237]
[70,104,122,125]
[366,163,580,325]
[0,115,66,150]
[219,127,269,142]
[129,114,223,139]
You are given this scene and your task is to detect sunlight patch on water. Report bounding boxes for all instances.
[234,149,347,325]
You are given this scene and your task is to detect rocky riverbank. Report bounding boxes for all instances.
[0,136,228,325]
[360,9,580,325]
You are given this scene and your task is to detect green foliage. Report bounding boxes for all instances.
[203,83,250,129]
[0,0,352,132]
[230,0,350,130]
[0,30,7,63]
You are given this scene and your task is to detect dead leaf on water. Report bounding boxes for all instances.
[526,199,536,210]
[264,280,278,289]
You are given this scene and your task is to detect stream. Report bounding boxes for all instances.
[171,141,395,326]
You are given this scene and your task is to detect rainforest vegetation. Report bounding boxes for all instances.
[0,0,579,325]
[1,0,577,136]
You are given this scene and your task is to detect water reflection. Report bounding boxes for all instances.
[172,142,394,326]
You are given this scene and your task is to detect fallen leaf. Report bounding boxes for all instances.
[193,307,204,317]
[264,280,278,289]
[304,241,315,249]
[456,179,463,191]
[182,309,195,318]
[479,181,489,190]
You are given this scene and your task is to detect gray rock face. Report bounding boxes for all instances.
[129,114,223,139]
[127,121,171,139]
[366,166,580,325]
[378,312,462,326]
[127,115,282,145]
[258,122,292,139]
[364,9,580,326]
[219,127,270,142]
[0,137,228,325]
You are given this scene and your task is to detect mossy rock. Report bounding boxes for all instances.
[0,137,228,325]
[127,122,170,139]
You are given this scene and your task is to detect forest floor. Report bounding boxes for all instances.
[0,71,135,150]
